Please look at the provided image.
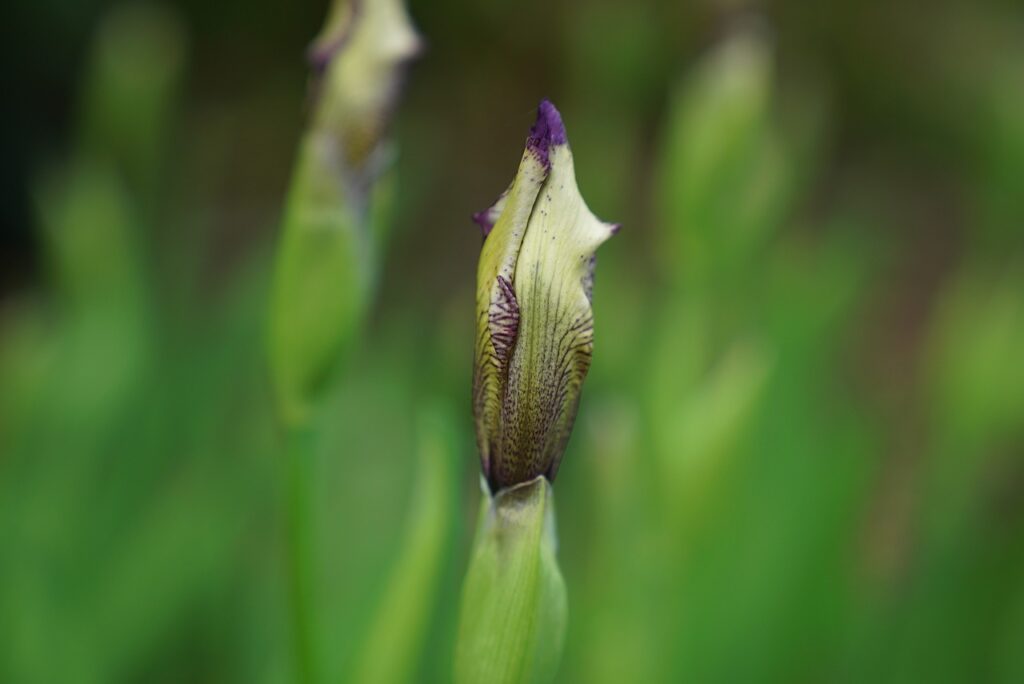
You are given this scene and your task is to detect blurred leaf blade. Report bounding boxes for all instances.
[352,401,460,684]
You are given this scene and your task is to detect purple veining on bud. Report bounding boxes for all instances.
[526,99,568,168]
[489,275,520,370]
[583,255,597,303]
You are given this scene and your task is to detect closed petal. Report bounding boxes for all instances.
[473,148,549,482]
[495,142,616,488]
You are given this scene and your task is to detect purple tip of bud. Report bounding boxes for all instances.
[472,210,496,238]
[609,223,622,235]
[526,99,568,167]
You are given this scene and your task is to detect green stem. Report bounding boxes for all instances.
[455,477,567,684]
[285,421,318,684]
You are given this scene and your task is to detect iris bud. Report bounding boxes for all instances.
[472,100,618,492]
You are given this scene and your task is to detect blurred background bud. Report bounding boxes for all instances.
[77,3,185,208]
[268,0,419,425]
[310,0,421,170]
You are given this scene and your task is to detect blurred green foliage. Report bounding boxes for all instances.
[1,0,1023,683]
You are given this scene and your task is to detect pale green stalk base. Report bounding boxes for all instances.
[454,477,567,684]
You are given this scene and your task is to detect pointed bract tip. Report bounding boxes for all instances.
[472,210,496,238]
[526,99,568,167]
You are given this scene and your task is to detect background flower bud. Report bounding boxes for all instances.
[269,0,420,425]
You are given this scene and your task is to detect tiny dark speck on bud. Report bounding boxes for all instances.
[526,99,568,168]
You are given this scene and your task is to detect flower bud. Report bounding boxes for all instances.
[269,0,420,425]
[308,0,422,170]
[472,100,618,492]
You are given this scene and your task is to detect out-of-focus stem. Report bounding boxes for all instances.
[352,403,457,683]
[269,3,420,680]
[284,422,318,684]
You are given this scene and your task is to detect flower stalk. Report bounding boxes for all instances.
[266,2,419,682]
